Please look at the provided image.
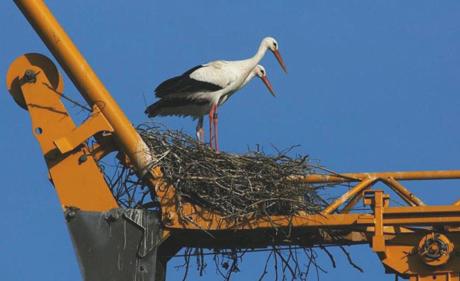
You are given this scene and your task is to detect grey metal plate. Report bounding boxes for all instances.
[66,208,162,281]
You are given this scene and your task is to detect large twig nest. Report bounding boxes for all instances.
[135,122,325,217]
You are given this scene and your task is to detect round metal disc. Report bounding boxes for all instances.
[6,53,63,110]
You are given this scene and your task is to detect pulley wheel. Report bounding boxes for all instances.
[6,53,63,110]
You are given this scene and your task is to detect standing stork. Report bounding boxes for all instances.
[146,65,275,151]
[145,37,287,151]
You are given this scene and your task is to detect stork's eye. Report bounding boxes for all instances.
[273,42,277,47]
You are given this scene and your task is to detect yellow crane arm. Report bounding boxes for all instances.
[7,1,460,281]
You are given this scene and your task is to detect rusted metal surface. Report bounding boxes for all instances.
[13,0,153,178]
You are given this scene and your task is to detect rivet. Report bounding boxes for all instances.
[78,154,88,164]
[109,212,120,221]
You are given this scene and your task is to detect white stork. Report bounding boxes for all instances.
[145,37,287,151]
[145,65,275,150]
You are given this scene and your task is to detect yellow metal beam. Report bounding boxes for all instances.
[13,0,153,178]
[6,53,119,211]
[381,177,426,206]
[294,170,460,183]
[156,175,460,231]
[322,177,378,214]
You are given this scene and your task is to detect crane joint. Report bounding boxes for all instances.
[53,104,114,154]
[363,190,390,254]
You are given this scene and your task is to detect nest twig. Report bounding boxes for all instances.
[102,121,361,280]
[137,122,324,217]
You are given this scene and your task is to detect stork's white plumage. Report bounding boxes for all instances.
[145,37,286,151]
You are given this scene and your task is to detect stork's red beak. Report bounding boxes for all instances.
[261,76,276,98]
[273,49,288,74]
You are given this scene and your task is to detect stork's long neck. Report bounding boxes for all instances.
[239,43,268,77]
[251,43,269,66]
[241,71,257,88]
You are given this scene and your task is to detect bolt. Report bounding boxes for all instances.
[109,212,120,221]
[24,69,36,83]
[67,210,77,219]
[78,154,88,164]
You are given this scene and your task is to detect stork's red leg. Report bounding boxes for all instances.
[213,104,219,152]
[209,105,214,150]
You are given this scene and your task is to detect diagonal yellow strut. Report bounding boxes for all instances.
[13,0,154,179]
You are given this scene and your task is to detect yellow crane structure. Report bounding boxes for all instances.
[6,0,460,280]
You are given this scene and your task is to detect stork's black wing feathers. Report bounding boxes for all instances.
[155,65,223,98]
[144,97,209,118]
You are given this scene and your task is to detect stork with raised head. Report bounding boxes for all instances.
[145,37,287,151]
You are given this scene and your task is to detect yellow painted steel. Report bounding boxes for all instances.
[156,169,460,279]
[381,177,426,206]
[6,53,119,211]
[157,182,460,231]
[294,170,460,183]
[322,177,378,214]
[53,105,114,154]
[9,1,460,279]
[14,0,153,178]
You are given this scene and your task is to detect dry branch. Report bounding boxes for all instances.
[102,121,361,280]
[137,122,325,218]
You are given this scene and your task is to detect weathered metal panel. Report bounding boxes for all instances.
[66,208,162,281]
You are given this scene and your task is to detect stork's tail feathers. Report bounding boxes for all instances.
[145,98,211,119]
[144,102,160,118]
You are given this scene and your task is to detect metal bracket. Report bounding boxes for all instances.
[364,190,389,254]
[87,132,118,161]
[54,105,114,154]
[7,53,119,212]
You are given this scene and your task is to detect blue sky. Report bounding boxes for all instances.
[1,0,460,280]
